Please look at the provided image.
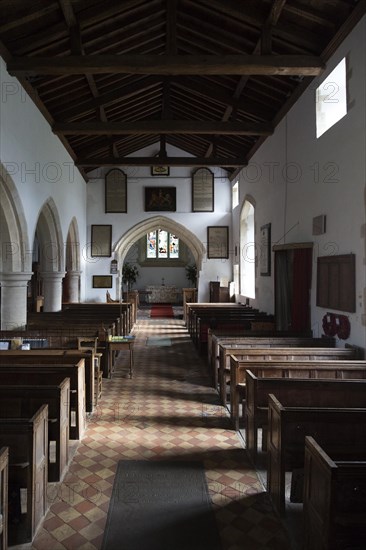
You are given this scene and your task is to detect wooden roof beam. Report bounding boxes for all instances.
[7,54,325,76]
[53,120,273,136]
[76,156,247,168]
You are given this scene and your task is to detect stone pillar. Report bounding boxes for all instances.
[0,272,33,330]
[63,270,81,303]
[41,271,65,312]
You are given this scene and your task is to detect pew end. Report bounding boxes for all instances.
[303,436,366,550]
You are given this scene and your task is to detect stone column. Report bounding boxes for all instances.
[63,270,81,303]
[0,272,33,330]
[41,271,65,312]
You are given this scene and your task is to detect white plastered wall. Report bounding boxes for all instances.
[85,144,233,302]
[233,16,366,348]
[0,57,87,299]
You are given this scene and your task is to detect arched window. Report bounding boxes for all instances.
[240,200,255,298]
[146,230,179,259]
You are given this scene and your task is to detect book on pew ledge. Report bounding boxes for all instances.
[107,335,135,342]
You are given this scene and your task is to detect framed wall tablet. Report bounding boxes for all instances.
[145,187,176,211]
[260,223,271,276]
[105,169,127,213]
[316,253,355,312]
[207,226,229,259]
[192,168,214,212]
[91,225,112,257]
[151,165,170,176]
[93,275,113,288]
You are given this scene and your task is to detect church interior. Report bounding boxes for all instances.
[0,1,365,549]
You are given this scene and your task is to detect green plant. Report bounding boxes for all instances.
[122,262,140,291]
[185,264,197,287]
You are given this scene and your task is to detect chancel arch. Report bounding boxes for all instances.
[113,216,205,299]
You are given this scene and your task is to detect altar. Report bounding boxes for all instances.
[145,285,180,304]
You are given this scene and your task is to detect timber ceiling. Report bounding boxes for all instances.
[0,0,365,180]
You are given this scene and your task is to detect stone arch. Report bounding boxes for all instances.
[34,198,64,272]
[65,217,80,272]
[0,163,30,272]
[114,216,205,270]
[62,217,81,303]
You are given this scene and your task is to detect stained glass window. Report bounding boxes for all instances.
[169,234,179,258]
[146,230,179,259]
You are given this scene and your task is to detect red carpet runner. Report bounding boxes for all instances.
[150,304,174,318]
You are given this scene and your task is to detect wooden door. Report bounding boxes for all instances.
[275,246,312,333]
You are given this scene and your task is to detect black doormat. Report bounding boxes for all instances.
[101,460,222,550]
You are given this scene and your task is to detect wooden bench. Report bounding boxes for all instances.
[26,306,133,377]
[61,303,133,337]
[0,447,8,550]
[186,303,274,353]
[0,361,85,440]
[303,436,366,550]
[78,338,103,402]
[267,394,366,516]
[190,306,249,347]
[207,332,328,384]
[63,301,134,335]
[0,325,114,386]
[0,379,70,482]
[245,370,366,461]
[229,351,361,427]
[0,405,48,546]
[26,316,119,342]
[0,349,95,412]
[196,311,273,350]
[217,339,345,398]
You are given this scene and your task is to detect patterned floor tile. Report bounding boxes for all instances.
[28,310,294,550]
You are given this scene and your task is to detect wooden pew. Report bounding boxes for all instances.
[0,361,85,440]
[0,447,8,550]
[191,306,247,349]
[0,380,70,482]
[0,326,114,385]
[0,301,136,383]
[303,436,366,550]
[245,370,366,461]
[0,349,94,413]
[77,338,103,403]
[207,330,324,380]
[196,311,273,352]
[216,336,340,394]
[267,394,366,516]
[0,405,48,546]
[27,314,119,342]
[26,305,131,377]
[186,303,274,353]
[229,351,361,427]
[61,302,133,337]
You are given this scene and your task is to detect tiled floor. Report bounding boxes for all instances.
[19,311,294,549]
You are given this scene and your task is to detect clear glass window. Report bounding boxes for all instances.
[316,58,347,138]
